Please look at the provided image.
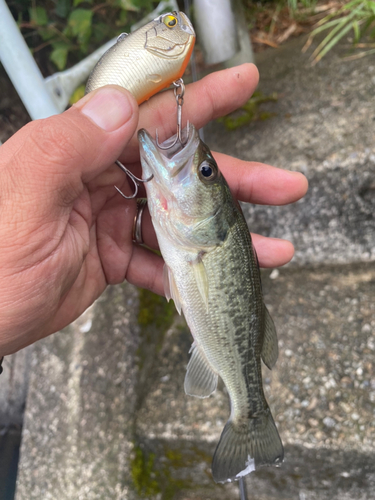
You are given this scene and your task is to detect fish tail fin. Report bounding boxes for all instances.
[212,409,284,483]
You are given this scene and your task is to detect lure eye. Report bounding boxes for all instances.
[199,161,217,182]
[163,14,178,28]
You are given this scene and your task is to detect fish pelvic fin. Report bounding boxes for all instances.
[261,306,278,370]
[184,343,218,398]
[163,263,182,315]
[211,409,284,483]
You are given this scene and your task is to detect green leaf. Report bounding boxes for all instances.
[68,9,93,37]
[115,9,128,26]
[315,20,355,62]
[55,0,71,18]
[117,0,139,12]
[69,84,86,105]
[38,26,58,42]
[29,6,48,26]
[73,0,93,6]
[352,19,361,42]
[311,7,361,59]
[50,43,70,70]
[68,8,93,50]
[92,22,111,42]
[360,14,375,35]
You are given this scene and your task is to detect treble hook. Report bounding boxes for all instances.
[156,78,189,150]
[114,78,188,198]
[114,160,153,200]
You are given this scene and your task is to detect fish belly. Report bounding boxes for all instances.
[163,218,266,416]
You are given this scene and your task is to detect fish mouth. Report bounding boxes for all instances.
[138,124,200,181]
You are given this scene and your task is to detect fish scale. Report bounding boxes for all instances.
[190,215,266,418]
[139,124,284,483]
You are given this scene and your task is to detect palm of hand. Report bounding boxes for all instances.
[0,64,308,355]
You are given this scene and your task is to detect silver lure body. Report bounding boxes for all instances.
[85,11,195,104]
[138,125,284,483]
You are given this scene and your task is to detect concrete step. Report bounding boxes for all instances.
[133,262,375,499]
[16,262,375,498]
[206,35,375,266]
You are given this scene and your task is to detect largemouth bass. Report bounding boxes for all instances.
[86,11,195,104]
[138,125,284,483]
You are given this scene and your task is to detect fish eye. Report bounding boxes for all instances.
[163,14,178,28]
[198,161,217,182]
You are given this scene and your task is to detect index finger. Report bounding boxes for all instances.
[120,63,259,163]
[214,154,309,205]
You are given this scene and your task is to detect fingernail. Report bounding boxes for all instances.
[78,87,134,132]
[286,170,305,179]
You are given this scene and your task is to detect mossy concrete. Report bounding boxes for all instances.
[16,284,141,500]
[134,263,375,499]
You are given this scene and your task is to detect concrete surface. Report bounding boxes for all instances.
[134,263,375,499]
[207,36,375,266]
[0,349,31,427]
[0,33,373,499]
[16,285,141,500]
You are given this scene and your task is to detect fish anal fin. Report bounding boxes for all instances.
[184,343,218,398]
[191,256,209,312]
[163,263,182,315]
[261,306,278,370]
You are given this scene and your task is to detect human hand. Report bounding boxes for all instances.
[0,63,307,355]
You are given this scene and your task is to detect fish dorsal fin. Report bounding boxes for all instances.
[261,306,278,369]
[163,263,182,315]
[191,256,209,312]
[184,343,218,398]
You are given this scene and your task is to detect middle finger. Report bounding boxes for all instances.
[118,63,259,164]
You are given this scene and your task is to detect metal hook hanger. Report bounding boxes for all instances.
[239,477,248,500]
[114,78,188,199]
[114,160,153,200]
[156,78,189,150]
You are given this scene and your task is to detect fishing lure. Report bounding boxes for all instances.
[85,11,195,198]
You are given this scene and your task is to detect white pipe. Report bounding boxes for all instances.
[44,38,118,113]
[193,0,239,65]
[0,0,59,120]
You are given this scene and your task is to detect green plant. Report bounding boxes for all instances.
[217,91,278,131]
[12,0,159,71]
[305,0,375,62]
[287,0,317,12]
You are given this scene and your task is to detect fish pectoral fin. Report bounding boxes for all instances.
[184,343,218,398]
[191,256,209,312]
[261,306,279,369]
[163,263,182,315]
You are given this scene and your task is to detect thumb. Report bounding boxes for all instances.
[0,85,139,208]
